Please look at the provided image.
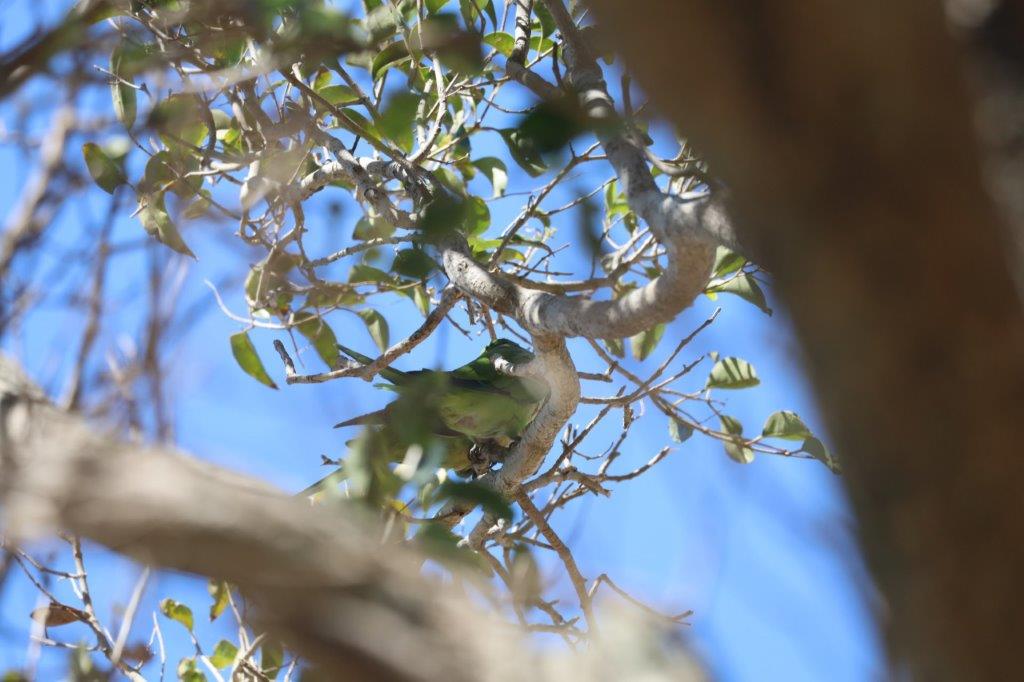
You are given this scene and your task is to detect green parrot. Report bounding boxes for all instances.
[299,338,548,496]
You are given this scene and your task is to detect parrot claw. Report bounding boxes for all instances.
[468,439,514,476]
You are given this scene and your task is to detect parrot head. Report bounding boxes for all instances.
[485,338,533,364]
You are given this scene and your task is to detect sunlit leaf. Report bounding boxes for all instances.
[706,356,760,389]
[712,246,745,278]
[207,580,229,622]
[472,156,507,197]
[159,598,194,632]
[483,31,514,57]
[209,640,238,669]
[229,332,278,389]
[705,273,772,316]
[762,410,812,441]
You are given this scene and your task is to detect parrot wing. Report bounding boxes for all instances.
[336,343,407,384]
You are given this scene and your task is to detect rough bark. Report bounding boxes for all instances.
[582,1,1024,679]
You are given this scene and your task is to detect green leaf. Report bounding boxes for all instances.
[349,263,393,284]
[482,31,514,56]
[630,323,665,361]
[472,156,507,197]
[498,128,546,176]
[465,195,490,235]
[668,417,693,444]
[229,331,278,389]
[604,338,624,358]
[371,41,410,81]
[534,2,556,37]
[801,436,840,473]
[705,273,772,315]
[437,480,513,521]
[712,246,745,278]
[378,92,419,152]
[261,641,284,676]
[358,309,390,351]
[517,100,584,154]
[159,598,194,632]
[296,314,341,368]
[719,415,754,464]
[412,284,430,315]
[316,84,359,106]
[177,658,206,682]
[706,356,760,389]
[426,0,452,12]
[207,580,229,622]
[148,95,209,149]
[138,193,196,258]
[392,248,438,280]
[209,640,238,669]
[109,44,137,129]
[82,143,126,194]
[762,410,812,441]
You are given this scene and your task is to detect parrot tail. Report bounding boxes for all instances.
[336,343,406,384]
[333,408,387,429]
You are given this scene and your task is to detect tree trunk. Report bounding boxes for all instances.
[583,1,1024,679]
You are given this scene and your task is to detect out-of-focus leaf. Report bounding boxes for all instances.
[30,603,89,628]
[159,598,194,632]
[472,156,507,197]
[630,323,665,361]
[426,0,451,12]
[705,273,772,316]
[138,193,196,258]
[358,309,390,351]
[110,43,137,128]
[378,92,419,152]
[82,143,126,193]
[392,248,437,280]
[762,410,812,441]
[209,640,238,669]
[148,94,209,149]
[207,580,229,622]
[261,641,284,676]
[177,658,206,682]
[437,480,513,521]
[349,263,393,284]
[706,356,760,389]
[316,84,359,106]
[668,417,694,444]
[229,331,278,389]
[509,545,542,605]
[517,100,585,154]
[605,338,624,358]
[412,284,430,315]
[296,314,341,368]
[498,128,546,176]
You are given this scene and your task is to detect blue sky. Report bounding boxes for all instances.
[0,2,882,679]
